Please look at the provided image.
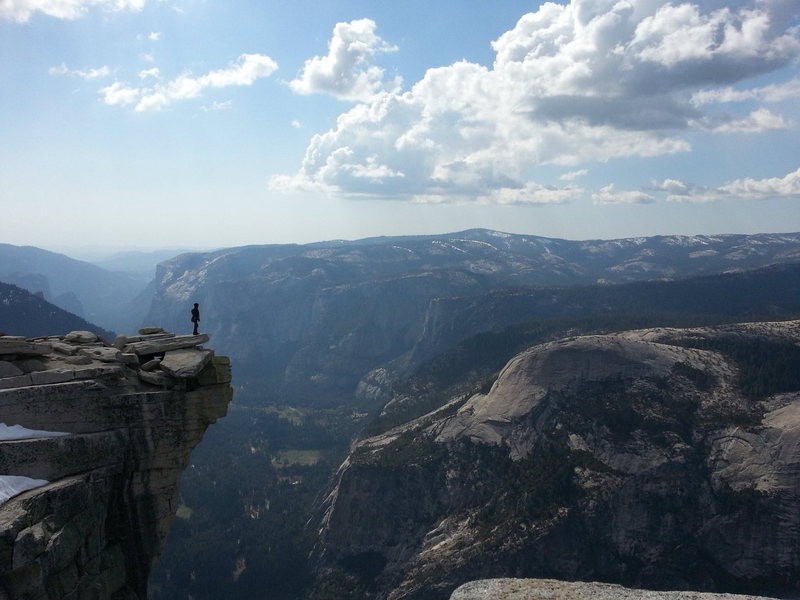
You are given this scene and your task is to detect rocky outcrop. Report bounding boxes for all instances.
[0,328,232,600]
[315,320,800,599]
[450,579,777,600]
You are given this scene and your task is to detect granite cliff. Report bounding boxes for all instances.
[143,230,800,407]
[315,320,800,599]
[0,328,232,600]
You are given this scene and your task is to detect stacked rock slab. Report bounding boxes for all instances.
[0,328,233,600]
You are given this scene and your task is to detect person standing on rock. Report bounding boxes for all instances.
[191,303,200,335]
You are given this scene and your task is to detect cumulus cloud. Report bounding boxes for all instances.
[719,167,800,200]
[98,81,140,106]
[138,67,160,79]
[99,53,278,112]
[650,167,800,202]
[49,63,111,80]
[1,0,149,22]
[275,0,800,204]
[289,19,400,101]
[710,108,790,133]
[592,184,656,205]
[650,178,723,203]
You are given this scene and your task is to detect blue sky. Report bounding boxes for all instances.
[1,0,799,251]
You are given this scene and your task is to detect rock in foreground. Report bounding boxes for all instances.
[451,579,777,600]
[0,328,233,600]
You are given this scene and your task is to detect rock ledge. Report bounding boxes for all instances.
[0,327,233,600]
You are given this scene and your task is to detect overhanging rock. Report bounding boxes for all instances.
[0,327,233,600]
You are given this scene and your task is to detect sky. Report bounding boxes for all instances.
[1,0,799,252]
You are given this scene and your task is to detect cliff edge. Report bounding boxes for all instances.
[0,328,232,600]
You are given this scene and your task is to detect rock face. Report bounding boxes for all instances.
[0,328,233,600]
[143,230,800,407]
[450,579,777,600]
[315,320,800,599]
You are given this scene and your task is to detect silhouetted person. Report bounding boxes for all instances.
[191,303,200,335]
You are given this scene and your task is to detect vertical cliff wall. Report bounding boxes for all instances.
[0,329,233,600]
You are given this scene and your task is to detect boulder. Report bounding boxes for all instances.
[140,359,161,372]
[138,327,165,335]
[78,347,122,364]
[160,349,213,379]
[64,331,98,344]
[123,334,209,357]
[50,342,78,356]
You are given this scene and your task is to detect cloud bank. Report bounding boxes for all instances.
[274,0,800,204]
[99,53,277,112]
[631,166,800,203]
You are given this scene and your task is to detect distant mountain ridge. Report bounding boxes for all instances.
[0,281,115,339]
[144,229,800,406]
[0,243,148,333]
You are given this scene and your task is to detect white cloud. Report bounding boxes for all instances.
[276,0,799,204]
[650,167,800,202]
[98,81,140,106]
[560,169,588,181]
[289,18,400,101]
[692,77,800,105]
[592,184,656,205]
[100,53,278,112]
[651,178,723,203]
[49,63,111,80]
[1,0,150,22]
[710,108,789,133]
[139,67,160,79]
[291,119,301,129]
[148,31,161,41]
[719,167,800,200]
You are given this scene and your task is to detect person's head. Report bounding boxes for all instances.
[194,303,199,307]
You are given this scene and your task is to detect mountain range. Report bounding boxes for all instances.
[144,229,800,407]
